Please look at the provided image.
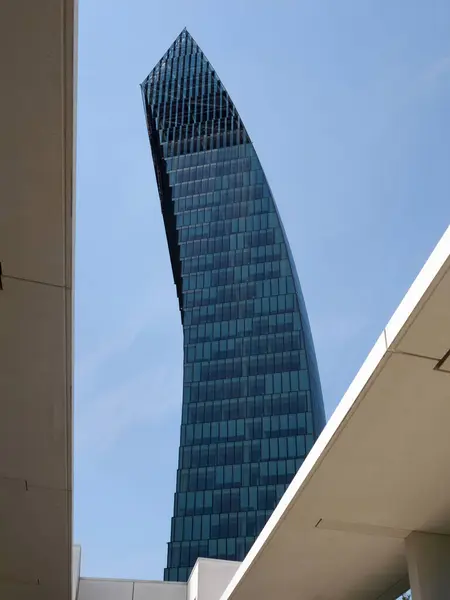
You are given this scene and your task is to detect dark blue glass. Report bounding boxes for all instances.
[141,28,326,582]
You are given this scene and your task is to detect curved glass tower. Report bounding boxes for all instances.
[141,28,326,582]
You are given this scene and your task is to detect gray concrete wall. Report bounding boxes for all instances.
[78,579,186,600]
[76,558,240,600]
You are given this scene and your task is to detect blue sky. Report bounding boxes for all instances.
[74,0,450,580]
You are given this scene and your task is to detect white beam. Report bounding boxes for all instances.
[220,225,450,600]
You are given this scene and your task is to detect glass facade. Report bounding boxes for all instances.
[141,28,326,582]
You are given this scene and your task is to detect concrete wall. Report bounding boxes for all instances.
[188,560,241,600]
[76,558,240,600]
[78,579,186,600]
[0,1,76,597]
[73,546,82,600]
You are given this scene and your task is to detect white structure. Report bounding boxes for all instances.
[218,225,450,600]
[2,2,450,599]
[75,552,239,600]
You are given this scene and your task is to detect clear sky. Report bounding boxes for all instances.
[74,0,450,581]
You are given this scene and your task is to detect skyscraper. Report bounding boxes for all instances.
[141,28,326,583]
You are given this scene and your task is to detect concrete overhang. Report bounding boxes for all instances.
[0,1,77,598]
[221,225,450,600]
